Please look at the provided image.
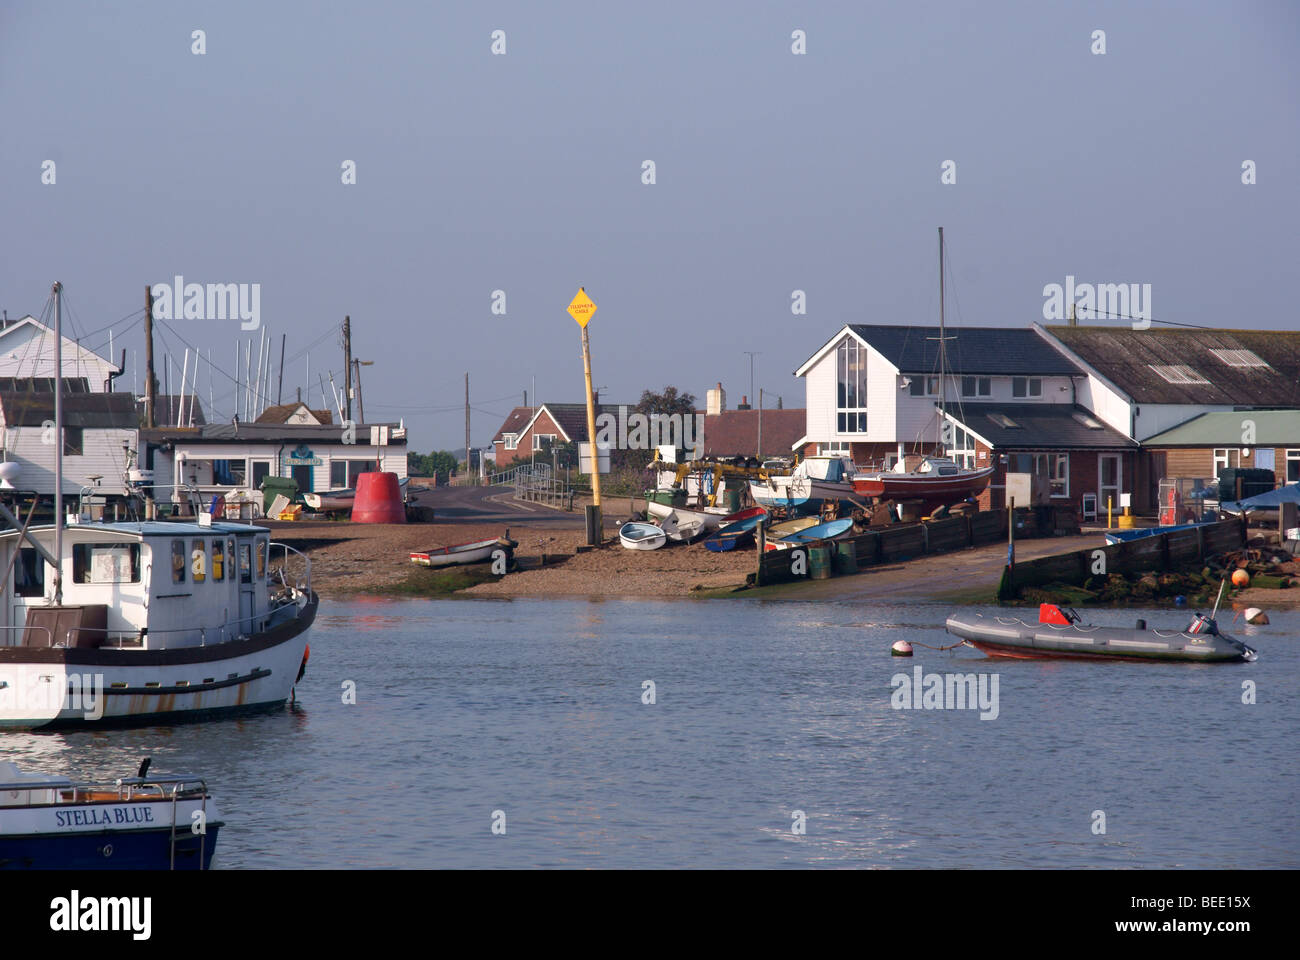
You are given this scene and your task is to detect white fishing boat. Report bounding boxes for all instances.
[748,456,858,509]
[0,284,317,730]
[644,500,727,532]
[619,522,667,551]
[409,535,514,568]
[0,758,221,870]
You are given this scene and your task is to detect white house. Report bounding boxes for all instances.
[0,315,121,390]
[794,324,1083,467]
[0,390,137,497]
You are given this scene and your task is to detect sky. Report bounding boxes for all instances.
[2,1,1297,452]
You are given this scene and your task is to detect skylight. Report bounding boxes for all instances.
[1209,348,1270,369]
[987,413,1020,429]
[1071,412,1104,429]
[1149,364,1210,385]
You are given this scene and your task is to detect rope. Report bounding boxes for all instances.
[904,639,971,652]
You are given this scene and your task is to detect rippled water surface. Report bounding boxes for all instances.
[5,597,1296,868]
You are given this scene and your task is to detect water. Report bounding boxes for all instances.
[4,597,1296,868]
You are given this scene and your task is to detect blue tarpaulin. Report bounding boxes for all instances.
[1220,483,1300,512]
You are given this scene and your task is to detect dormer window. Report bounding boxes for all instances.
[1012,377,1042,398]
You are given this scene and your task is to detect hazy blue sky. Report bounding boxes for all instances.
[3,1,1296,451]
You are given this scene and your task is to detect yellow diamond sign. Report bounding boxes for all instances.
[567,288,597,327]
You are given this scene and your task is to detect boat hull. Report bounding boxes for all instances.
[945,613,1256,663]
[410,539,505,567]
[853,466,993,506]
[0,597,317,730]
[619,523,667,550]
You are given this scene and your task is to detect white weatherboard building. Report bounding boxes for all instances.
[0,315,122,390]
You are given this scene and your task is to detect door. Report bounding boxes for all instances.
[237,540,255,634]
[1099,455,1122,514]
[291,464,313,498]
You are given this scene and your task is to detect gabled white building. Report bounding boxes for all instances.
[794,324,1083,467]
[0,315,121,390]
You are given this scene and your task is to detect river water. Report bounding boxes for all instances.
[4,597,1296,868]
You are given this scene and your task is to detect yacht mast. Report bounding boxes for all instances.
[938,227,947,431]
[53,281,64,604]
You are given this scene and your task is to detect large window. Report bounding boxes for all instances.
[836,338,868,433]
[533,433,557,452]
[72,543,141,584]
[946,422,977,469]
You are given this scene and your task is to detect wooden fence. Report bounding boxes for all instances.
[994,517,1245,600]
[754,505,1077,586]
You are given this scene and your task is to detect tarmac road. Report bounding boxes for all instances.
[411,483,590,529]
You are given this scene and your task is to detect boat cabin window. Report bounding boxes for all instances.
[212,539,224,581]
[239,543,252,583]
[191,539,207,582]
[256,539,267,579]
[171,539,187,583]
[72,543,141,584]
[14,548,45,597]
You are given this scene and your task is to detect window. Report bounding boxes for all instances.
[948,422,977,469]
[1212,448,1241,474]
[1071,412,1104,429]
[171,539,186,584]
[213,459,247,486]
[1012,377,1042,398]
[72,543,140,584]
[191,540,206,583]
[1149,365,1209,385]
[533,433,557,451]
[961,376,991,398]
[503,433,518,450]
[212,539,225,581]
[63,426,83,456]
[908,376,939,397]
[257,540,267,579]
[239,544,252,584]
[986,413,1020,429]
[836,338,868,433]
[330,460,348,488]
[1288,450,1300,483]
[1046,453,1069,497]
[251,461,271,489]
[1209,349,1269,369]
[15,548,45,597]
[819,442,850,456]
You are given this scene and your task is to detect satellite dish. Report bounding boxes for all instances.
[0,461,20,489]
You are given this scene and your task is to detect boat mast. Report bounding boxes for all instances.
[937,227,948,453]
[53,281,64,605]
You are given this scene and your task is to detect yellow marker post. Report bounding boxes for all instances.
[1107,496,1113,530]
[568,287,601,543]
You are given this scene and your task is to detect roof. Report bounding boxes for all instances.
[700,409,806,458]
[1143,410,1300,446]
[947,403,1138,450]
[0,390,138,429]
[797,324,1081,377]
[255,402,333,425]
[1,520,271,539]
[493,407,535,443]
[139,421,405,445]
[140,394,207,426]
[1045,326,1300,405]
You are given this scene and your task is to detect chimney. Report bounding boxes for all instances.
[737,395,751,411]
[706,382,726,415]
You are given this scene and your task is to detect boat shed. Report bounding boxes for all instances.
[1142,410,1300,489]
[940,403,1139,516]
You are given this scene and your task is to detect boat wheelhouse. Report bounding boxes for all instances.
[0,519,315,729]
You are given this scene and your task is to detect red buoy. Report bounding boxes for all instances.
[351,471,406,524]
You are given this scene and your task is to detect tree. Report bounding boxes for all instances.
[614,385,698,470]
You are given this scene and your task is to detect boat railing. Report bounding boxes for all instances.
[0,773,208,799]
[0,624,53,647]
[14,600,304,649]
[270,541,312,596]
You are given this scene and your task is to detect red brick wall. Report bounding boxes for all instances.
[494,410,565,467]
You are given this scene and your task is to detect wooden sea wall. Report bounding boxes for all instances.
[755,505,1076,586]
[994,518,1245,600]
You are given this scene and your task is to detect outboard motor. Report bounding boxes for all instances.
[1187,614,1218,635]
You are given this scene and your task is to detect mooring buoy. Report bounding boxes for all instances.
[891,640,913,657]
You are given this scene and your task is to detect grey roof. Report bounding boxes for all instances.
[950,403,1138,450]
[140,421,405,445]
[1143,410,1300,446]
[843,325,1081,377]
[1046,326,1300,405]
[0,391,137,429]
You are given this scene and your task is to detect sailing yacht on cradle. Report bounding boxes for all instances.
[0,283,317,729]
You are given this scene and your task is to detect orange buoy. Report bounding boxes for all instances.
[351,471,406,524]
[1231,569,1250,588]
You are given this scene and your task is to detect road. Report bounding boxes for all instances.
[411,483,589,529]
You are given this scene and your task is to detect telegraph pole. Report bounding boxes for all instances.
[342,315,353,422]
[464,372,471,479]
[568,288,601,544]
[144,284,157,428]
[277,333,286,405]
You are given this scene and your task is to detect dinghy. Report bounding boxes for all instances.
[410,534,515,567]
[703,511,767,553]
[659,514,705,542]
[764,516,821,541]
[945,602,1257,663]
[619,522,667,551]
[765,517,854,551]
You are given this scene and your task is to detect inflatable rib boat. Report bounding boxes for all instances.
[945,604,1257,663]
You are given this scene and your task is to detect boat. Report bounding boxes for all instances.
[764,517,855,551]
[658,514,704,542]
[851,457,994,508]
[945,602,1257,663]
[718,506,767,526]
[619,522,667,551]
[0,285,317,730]
[0,758,221,870]
[748,456,858,510]
[303,476,409,513]
[703,511,767,553]
[409,534,515,567]
[764,516,822,541]
[1103,522,1214,545]
[645,500,726,533]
